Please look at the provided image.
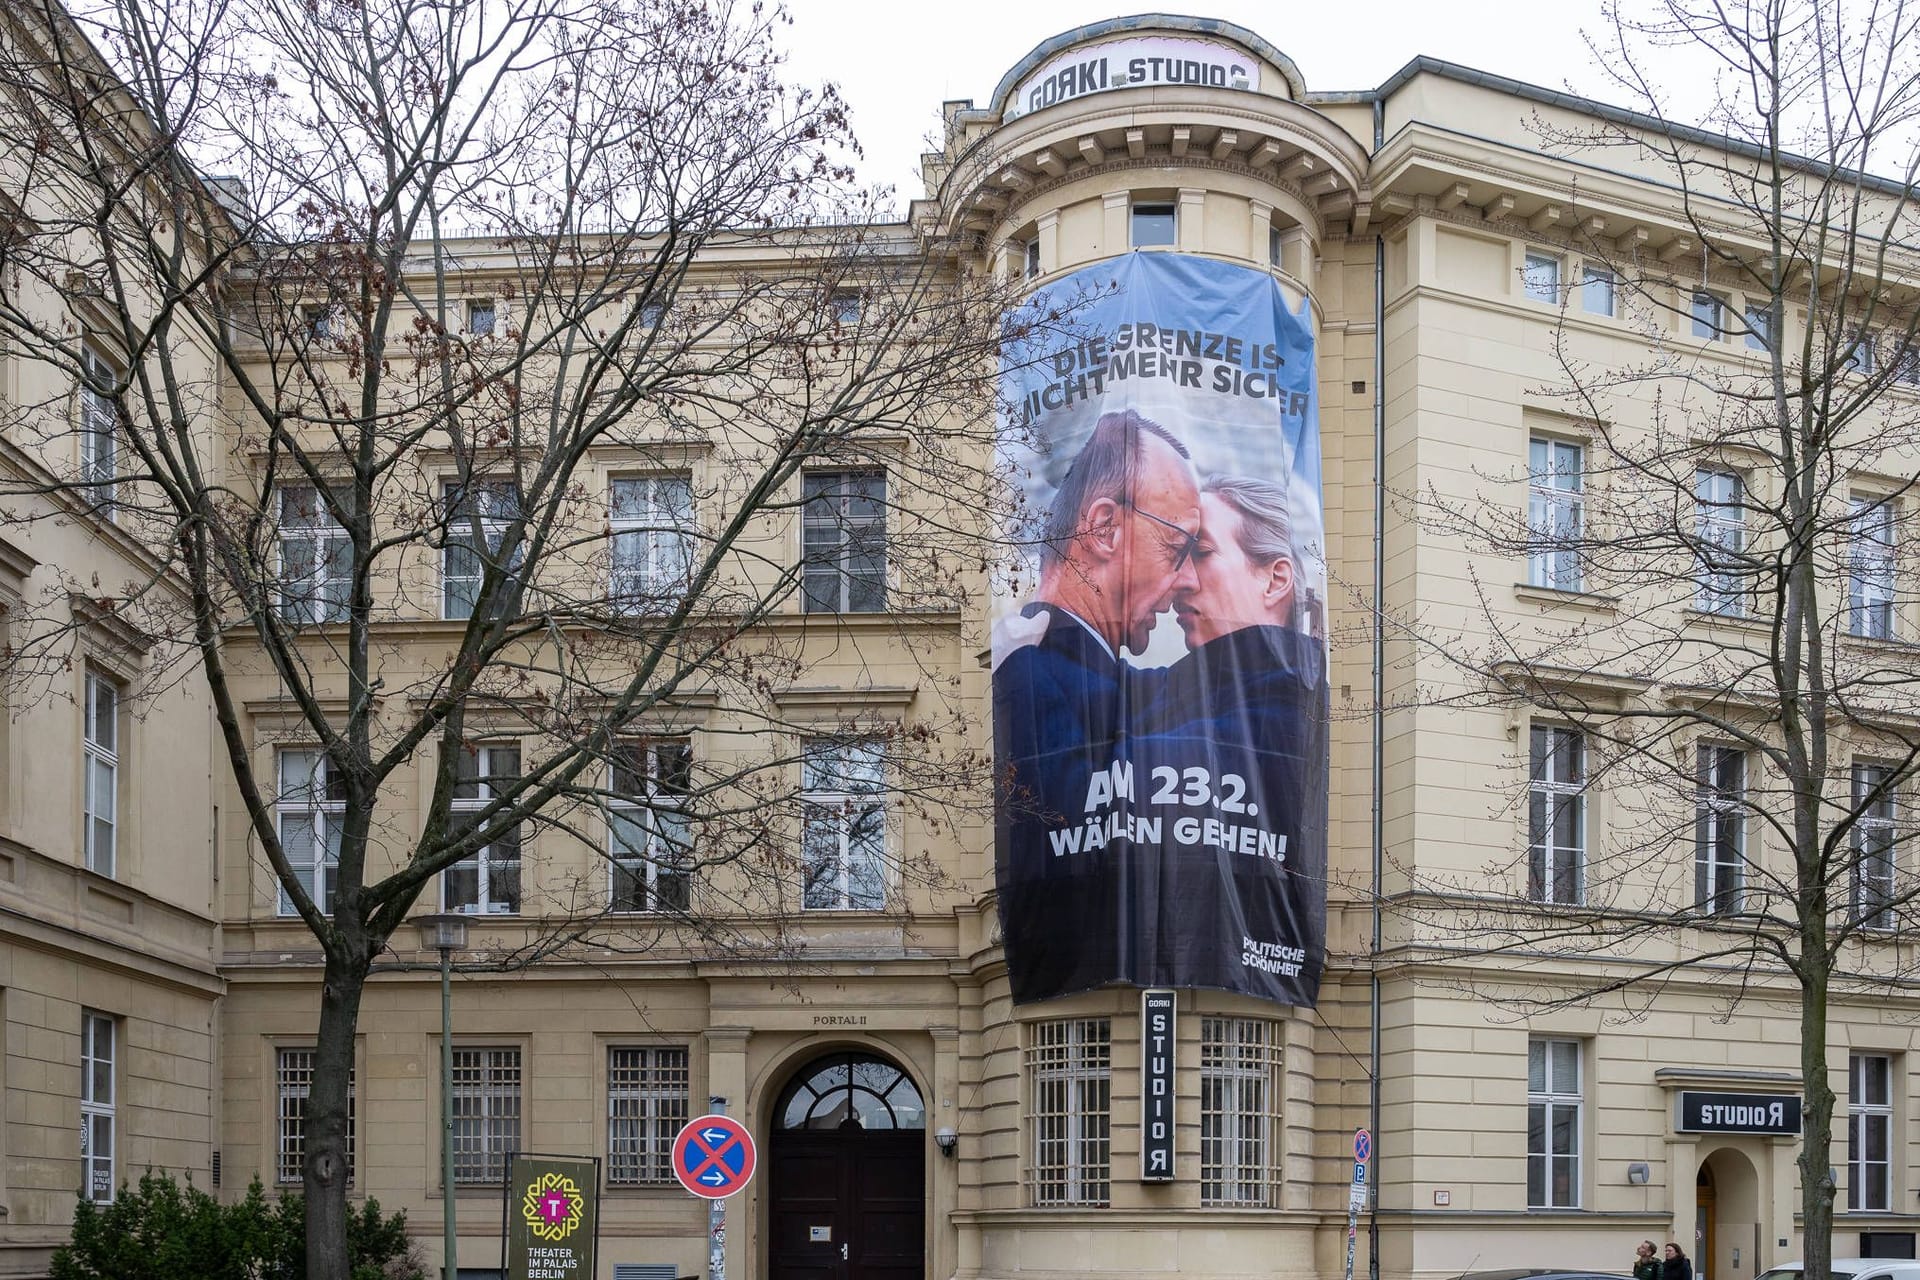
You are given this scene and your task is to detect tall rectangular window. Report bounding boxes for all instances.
[1849,496,1897,640]
[801,737,886,910]
[1853,763,1897,930]
[1695,469,1746,615]
[83,672,118,878]
[1130,202,1177,248]
[1024,239,1042,280]
[610,740,693,913]
[451,1046,521,1184]
[1200,1017,1282,1207]
[1527,437,1584,591]
[79,347,118,515]
[80,1011,115,1203]
[278,486,351,624]
[607,1046,690,1185]
[1581,265,1616,317]
[1691,291,1728,340]
[278,749,344,916]
[1526,1038,1580,1209]
[801,471,886,613]
[444,744,522,914]
[1029,1018,1111,1207]
[1527,726,1584,904]
[1744,304,1774,352]
[276,1047,355,1184]
[1845,331,1876,375]
[610,475,694,613]
[1523,251,1561,303]
[442,479,523,621]
[1849,1052,1893,1211]
[1695,745,1746,915]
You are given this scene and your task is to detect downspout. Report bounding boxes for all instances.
[1368,88,1386,1280]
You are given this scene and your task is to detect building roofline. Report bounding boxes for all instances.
[988,13,1308,116]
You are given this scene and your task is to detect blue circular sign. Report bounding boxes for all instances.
[673,1114,757,1199]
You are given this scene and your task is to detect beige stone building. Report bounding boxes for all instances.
[4,7,1920,1280]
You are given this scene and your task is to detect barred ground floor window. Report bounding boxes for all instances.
[1027,1018,1111,1207]
[1201,1017,1283,1207]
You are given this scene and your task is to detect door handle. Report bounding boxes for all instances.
[841,1242,849,1261]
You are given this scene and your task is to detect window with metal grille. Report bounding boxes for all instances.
[801,736,886,911]
[1201,1017,1282,1207]
[83,672,118,878]
[801,471,886,613]
[444,744,521,914]
[607,1046,690,1184]
[451,1047,521,1184]
[1695,469,1746,615]
[1028,1018,1110,1207]
[610,741,693,913]
[1850,496,1897,640]
[1527,725,1584,904]
[1850,1052,1893,1211]
[1527,1038,1580,1208]
[1527,438,1583,591]
[80,1010,115,1203]
[1695,745,1745,915]
[1853,763,1897,930]
[276,1048,355,1184]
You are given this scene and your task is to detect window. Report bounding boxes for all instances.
[276,1047,355,1184]
[1853,763,1897,930]
[1845,331,1876,376]
[80,1011,115,1203]
[1849,1053,1893,1211]
[1526,1038,1580,1209]
[83,671,117,877]
[1023,239,1041,280]
[610,476,694,612]
[607,1046,690,1184]
[442,479,523,621]
[1744,304,1774,352]
[1523,251,1561,303]
[467,299,495,336]
[1130,202,1177,248]
[1690,291,1729,340]
[801,737,886,911]
[1028,1018,1110,1206]
[1695,745,1746,915]
[278,486,351,624]
[444,744,521,915]
[1849,496,1897,640]
[610,740,692,913]
[801,471,886,613]
[450,1047,521,1184]
[278,749,345,916]
[303,306,334,340]
[1581,266,1616,317]
[1695,469,1746,616]
[1527,437,1584,591]
[828,290,862,326]
[1201,1017,1281,1207]
[1267,224,1283,268]
[79,347,118,514]
[637,300,665,329]
[1527,725,1584,904]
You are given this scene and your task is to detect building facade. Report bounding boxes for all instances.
[2,8,1918,1280]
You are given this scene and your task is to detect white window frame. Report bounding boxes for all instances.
[278,485,351,625]
[1200,1016,1282,1207]
[1853,762,1897,931]
[1849,1052,1893,1212]
[83,671,118,878]
[80,1010,115,1203]
[1691,290,1730,340]
[1527,437,1584,591]
[278,748,344,916]
[1581,265,1616,317]
[801,471,887,613]
[1526,1037,1581,1209]
[609,740,693,914]
[1527,724,1585,905]
[607,1045,690,1185]
[1028,1017,1111,1207]
[276,1047,355,1185]
[443,744,522,915]
[450,1046,521,1184]
[79,347,118,516]
[1695,744,1746,915]
[1695,469,1746,616]
[1130,201,1177,249]
[801,736,887,911]
[609,475,694,613]
[441,479,523,621]
[1523,250,1562,304]
[467,298,495,336]
[1849,495,1897,640]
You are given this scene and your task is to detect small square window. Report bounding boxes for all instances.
[303,306,334,340]
[637,301,664,329]
[467,300,495,336]
[1131,203,1177,248]
[1581,266,1615,317]
[829,291,862,325]
[1523,252,1561,303]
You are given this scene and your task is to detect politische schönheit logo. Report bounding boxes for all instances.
[520,1170,585,1243]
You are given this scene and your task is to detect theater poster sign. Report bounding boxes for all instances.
[505,1154,599,1280]
[992,252,1328,1007]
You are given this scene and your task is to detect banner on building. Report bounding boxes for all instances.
[504,1153,600,1280]
[991,251,1328,1007]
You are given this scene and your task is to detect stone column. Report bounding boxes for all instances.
[705,1025,752,1280]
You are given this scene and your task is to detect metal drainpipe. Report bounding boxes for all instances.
[1368,88,1386,1280]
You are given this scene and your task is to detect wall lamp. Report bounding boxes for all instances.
[1627,1162,1652,1185]
[935,1127,957,1158]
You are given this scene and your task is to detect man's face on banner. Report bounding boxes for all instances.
[1114,434,1201,653]
[1175,492,1294,645]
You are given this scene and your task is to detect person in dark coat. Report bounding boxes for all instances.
[1662,1242,1693,1280]
[1633,1240,1662,1280]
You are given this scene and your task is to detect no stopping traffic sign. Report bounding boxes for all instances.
[673,1114,757,1199]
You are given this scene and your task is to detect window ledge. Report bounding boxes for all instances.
[1513,584,1618,612]
[1680,607,1767,630]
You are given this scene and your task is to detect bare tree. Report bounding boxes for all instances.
[1394,3,1920,1275]
[0,0,1031,1274]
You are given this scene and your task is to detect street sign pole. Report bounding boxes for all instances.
[1345,1129,1372,1280]
[708,1097,726,1280]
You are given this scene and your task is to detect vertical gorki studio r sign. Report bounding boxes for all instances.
[1141,989,1176,1181]
[505,1154,599,1280]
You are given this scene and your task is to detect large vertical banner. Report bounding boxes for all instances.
[505,1153,600,1280]
[992,252,1327,1006]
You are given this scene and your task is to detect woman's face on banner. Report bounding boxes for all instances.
[1175,493,1276,645]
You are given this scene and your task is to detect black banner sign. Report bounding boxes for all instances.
[504,1153,600,1280]
[1141,990,1175,1181]
[1676,1091,1802,1135]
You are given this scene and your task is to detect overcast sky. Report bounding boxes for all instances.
[778,0,1632,213]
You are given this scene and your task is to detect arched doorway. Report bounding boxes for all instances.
[1697,1147,1763,1280]
[769,1051,927,1280]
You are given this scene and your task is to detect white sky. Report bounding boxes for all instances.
[779,0,1634,214]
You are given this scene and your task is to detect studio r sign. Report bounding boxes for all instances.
[1141,989,1175,1181]
[1676,1090,1802,1135]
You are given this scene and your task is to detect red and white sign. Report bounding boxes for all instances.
[672,1114,757,1199]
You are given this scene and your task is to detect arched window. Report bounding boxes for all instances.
[775,1052,926,1130]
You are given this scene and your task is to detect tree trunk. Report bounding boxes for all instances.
[1798,962,1835,1280]
[305,944,371,1280]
